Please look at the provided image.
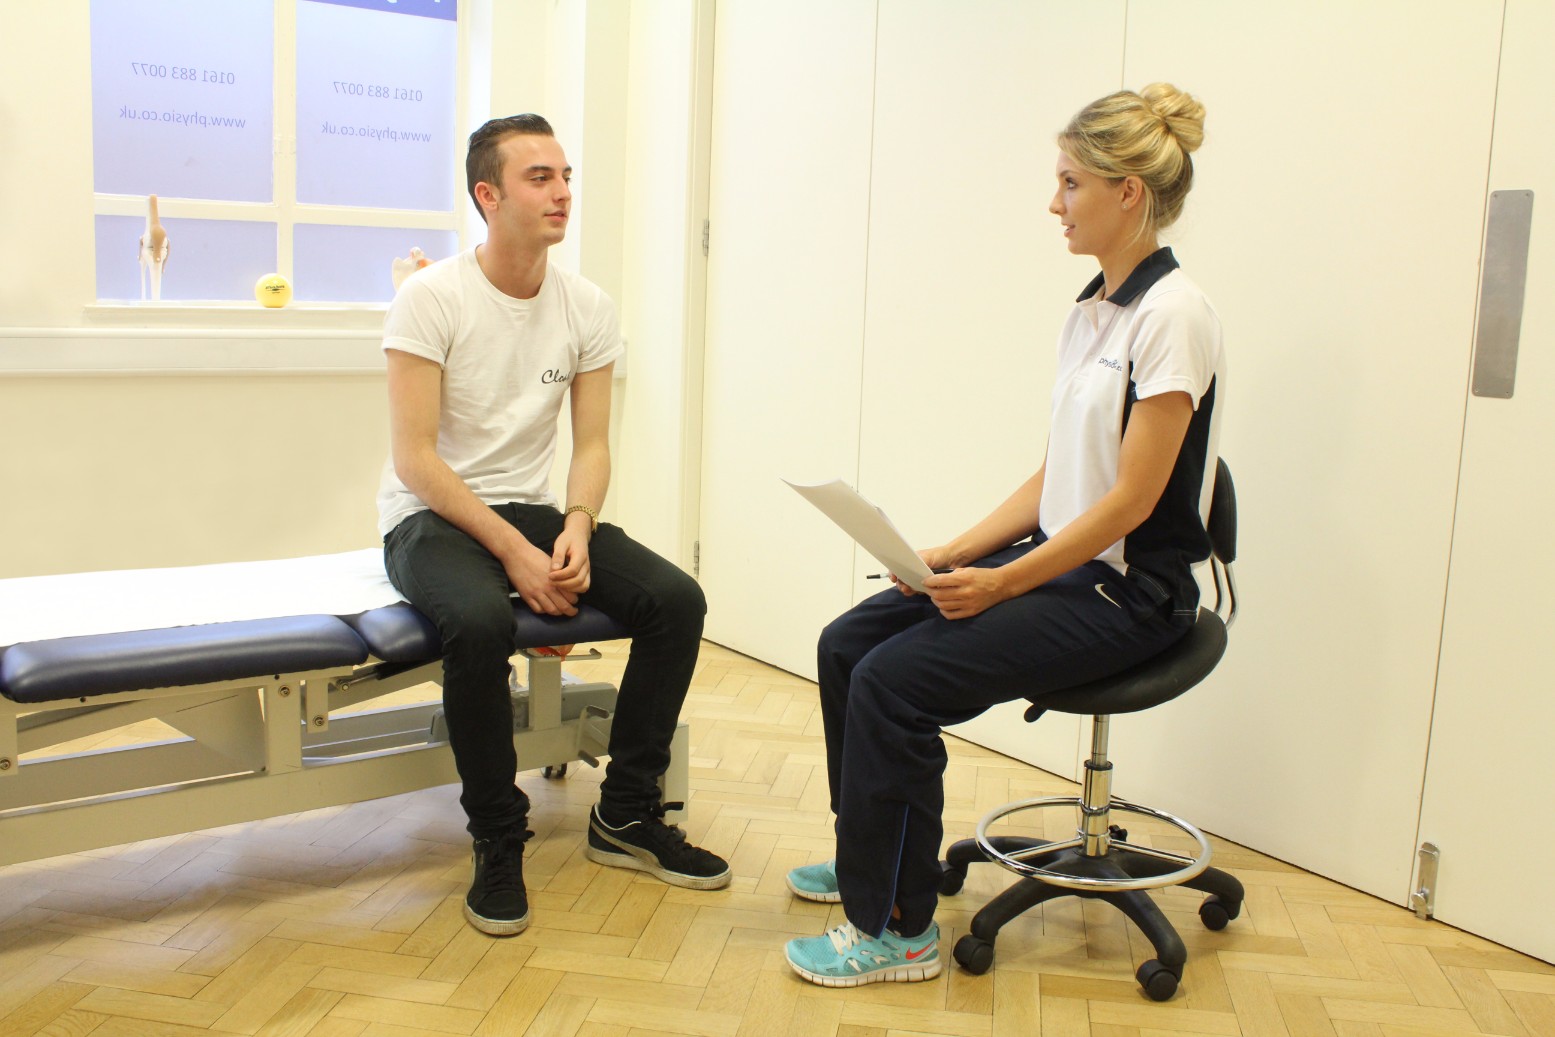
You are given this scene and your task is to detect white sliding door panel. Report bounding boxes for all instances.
[856,1,1126,780]
[698,1,878,677]
[1111,1,1503,901]
[1417,0,1554,962]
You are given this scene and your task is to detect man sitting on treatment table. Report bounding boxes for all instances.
[377,114,729,937]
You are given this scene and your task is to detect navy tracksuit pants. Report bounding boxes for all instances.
[817,539,1193,938]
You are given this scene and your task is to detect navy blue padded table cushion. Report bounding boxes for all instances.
[347,601,632,663]
[0,615,369,704]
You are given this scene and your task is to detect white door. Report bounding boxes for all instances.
[1415,0,1555,963]
[852,0,1127,780]
[1105,0,1505,902]
[697,0,879,677]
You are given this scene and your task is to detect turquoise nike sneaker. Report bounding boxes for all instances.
[785,858,841,902]
[785,920,941,987]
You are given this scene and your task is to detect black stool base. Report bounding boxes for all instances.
[941,835,1245,1001]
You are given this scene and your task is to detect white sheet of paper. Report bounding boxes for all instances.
[784,479,934,592]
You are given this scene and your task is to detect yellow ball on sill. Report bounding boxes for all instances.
[255,274,292,308]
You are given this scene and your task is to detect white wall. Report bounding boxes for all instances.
[0,1,647,580]
[614,0,707,567]
[539,0,630,529]
[0,4,397,577]
[694,0,880,675]
[2,3,96,328]
[0,374,388,576]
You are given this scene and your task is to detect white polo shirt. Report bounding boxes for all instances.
[375,249,624,536]
[1040,247,1225,614]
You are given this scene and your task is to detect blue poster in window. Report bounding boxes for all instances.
[90,0,275,202]
[294,224,458,303]
[303,0,455,21]
[296,0,458,211]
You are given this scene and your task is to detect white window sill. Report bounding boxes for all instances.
[2,313,389,376]
[3,307,628,379]
[85,302,389,331]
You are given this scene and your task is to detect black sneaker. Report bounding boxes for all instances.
[586,803,731,890]
[464,828,530,936]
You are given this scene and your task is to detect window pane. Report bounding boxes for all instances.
[90,0,275,202]
[95,215,277,302]
[296,0,458,211]
[293,225,458,303]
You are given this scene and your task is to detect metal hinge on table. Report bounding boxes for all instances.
[1410,842,1440,919]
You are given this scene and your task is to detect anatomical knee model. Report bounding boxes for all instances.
[138,195,171,302]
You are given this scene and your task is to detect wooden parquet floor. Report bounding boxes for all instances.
[3,640,1552,1037]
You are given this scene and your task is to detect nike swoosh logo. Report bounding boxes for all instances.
[1095,584,1121,608]
[906,946,932,960]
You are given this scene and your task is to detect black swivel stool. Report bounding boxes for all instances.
[941,459,1244,1001]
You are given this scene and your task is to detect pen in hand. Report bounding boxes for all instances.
[867,568,954,579]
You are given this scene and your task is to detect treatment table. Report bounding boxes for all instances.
[0,550,689,866]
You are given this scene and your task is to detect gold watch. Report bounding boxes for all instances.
[564,504,598,533]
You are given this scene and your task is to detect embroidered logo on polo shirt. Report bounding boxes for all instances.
[1096,357,1123,372]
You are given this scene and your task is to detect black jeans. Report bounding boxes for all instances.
[817,540,1192,938]
[384,503,706,839]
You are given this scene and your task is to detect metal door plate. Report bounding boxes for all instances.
[1473,190,1534,399]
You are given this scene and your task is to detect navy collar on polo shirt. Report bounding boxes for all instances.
[1076,246,1181,307]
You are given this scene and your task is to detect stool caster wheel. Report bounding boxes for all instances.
[939,862,965,895]
[542,764,568,779]
[1136,959,1179,1001]
[1199,893,1240,931]
[954,934,995,975]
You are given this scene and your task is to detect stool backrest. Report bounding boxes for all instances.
[1207,458,1236,564]
[1206,459,1238,625]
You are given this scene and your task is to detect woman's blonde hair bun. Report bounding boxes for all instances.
[1059,83,1206,232]
[1140,82,1205,155]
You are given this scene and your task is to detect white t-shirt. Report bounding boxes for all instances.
[1041,248,1225,613]
[376,248,624,536]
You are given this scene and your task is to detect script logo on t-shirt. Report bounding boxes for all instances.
[541,368,571,385]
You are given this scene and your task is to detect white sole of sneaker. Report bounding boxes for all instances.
[785,874,842,903]
[584,843,732,890]
[785,954,942,987]
[463,902,529,936]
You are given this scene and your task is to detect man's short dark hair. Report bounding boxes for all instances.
[466,114,555,223]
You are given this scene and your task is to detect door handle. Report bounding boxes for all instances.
[1472,189,1534,399]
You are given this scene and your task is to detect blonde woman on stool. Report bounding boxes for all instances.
[784,83,1226,987]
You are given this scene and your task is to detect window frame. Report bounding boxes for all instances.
[88,0,474,312]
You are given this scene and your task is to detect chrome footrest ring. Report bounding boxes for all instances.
[975,795,1213,892]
